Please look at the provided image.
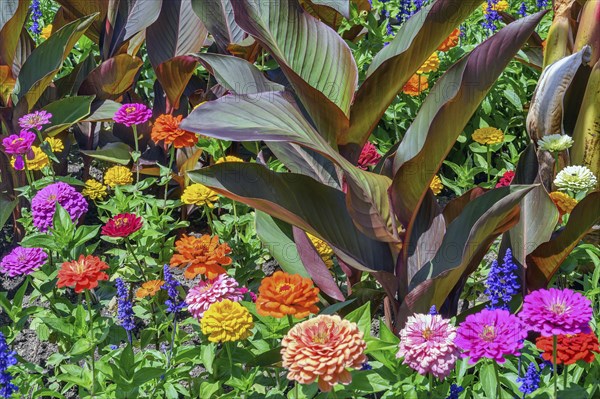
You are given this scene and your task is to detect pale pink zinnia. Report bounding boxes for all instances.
[396,313,459,380]
[18,110,52,131]
[456,309,527,364]
[357,141,381,170]
[519,288,592,337]
[185,274,244,319]
[113,103,152,127]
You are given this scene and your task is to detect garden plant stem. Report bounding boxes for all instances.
[553,335,558,399]
[84,289,96,398]
[493,361,500,399]
[164,146,174,202]
[486,147,491,183]
[428,373,433,398]
[132,125,140,184]
[563,364,568,390]
[125,238,148,281]
[29,276,60,315]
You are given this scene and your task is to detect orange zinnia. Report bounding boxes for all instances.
[256,271,320,319]
[170,234,232,279]
[437,28,460,52]
[151,114,198,148]
[536,332,600,365]
[57,255,109,293]
[136,280,164,298]
[402,74,428,96]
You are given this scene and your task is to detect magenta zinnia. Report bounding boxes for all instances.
[455,308,527,364]
[357,141,381,170]
[1,130,36,170]
[0,246,47,277]
[519,288,592,336]
[31,182,88,232]
[113,103,152,127]
[18,110,52,130]
[185,274,244,319]
[396,313,459,380]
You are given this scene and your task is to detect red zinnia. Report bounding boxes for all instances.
[57,255,109,293]
[101,213,143,238]
[536,332,600,365]
[495,170,515,188]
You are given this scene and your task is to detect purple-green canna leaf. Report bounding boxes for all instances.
[54,0,108,43]
[191,0,246,52]
[0,0,27,69]
[78,54,143,100]
[41,96,94,137]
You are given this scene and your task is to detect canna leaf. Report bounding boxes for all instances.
[191,0,246,52]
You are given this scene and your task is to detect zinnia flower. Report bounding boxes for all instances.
[455,308,527,364]
[113,103,152,127]
[186,274,244,319]
[256,271,320,319]
[82,179,108,201]
[0,331,18,399]
[215,155,244,163]
[57,255,109,293]
[40,24,52,40]
[136,280,164,299]
[31,182,88,232]
[2,130,36,170]
[307,233,334,269]
[44,137,64,152]
[170,234,232,279]
[437,28,460,52]
[18,110,52,130]
[104,165,133,188]
[151,114,198,148]
[536,331,600,365]
[281,314,366,392]
[472,127,504,145]
[537,134,574,153]
[402,74,428,96]
[396,313,460,380]
[200,299,254,342]
[417,52,440,74]
[554,165,597,192]
[10,146,49,171]
[180,183,219,207]
[484,248,520,310]
[517,362,541,395]
[0,246,47,277]
[430,175,444,195]
[519,288,592,336]
[101,213,143,238]
[482,0,509,13]
[495,170,515,188]
[549,191,578,217]
[357,141,381,170]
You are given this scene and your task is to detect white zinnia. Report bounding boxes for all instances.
[537,134,574,152]
[554,165,597,192]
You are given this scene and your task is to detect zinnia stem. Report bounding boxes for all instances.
[553,334,558,399]
[164,145,174,202]
[493,361,500,399]
[84,289,96,398]
[563,363,568,390]
[287,314,294,329]
[125,238,148,282]
[225,341,233,371]
[428,373,433,399]
[486,146,491,183]
[132,125,140,185]
[28,276,60,315]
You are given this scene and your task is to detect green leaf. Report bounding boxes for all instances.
[200,343,216,374]
[41,317,75,336]
[344,302,371,336]
[0,0,28,69]
[131,367,164,386]
[84,99,122,122]
[42,96,94,136]
[199,381,220,399]
[70,338,95,356]
[188,163,393,272]
[80,142,131,165]
[319,298,357,315]
[33,389,66,399]
[345,0,481,147]
[0,194,17,231]
[246,347,282,367]
[191,0,245,52]
[13,13,98,110]
[390,11,548,227]
[479,362,498,399]
[231,0,358,145]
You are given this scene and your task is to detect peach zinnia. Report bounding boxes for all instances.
[170,234,232,279]
[281,315,366,392]
[151,114,198,148]
[256,271,320,319]
[136,280,164,298]
[402,74,428,96]
[57,255,109,293]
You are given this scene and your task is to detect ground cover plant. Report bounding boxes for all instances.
[1,0,600,398]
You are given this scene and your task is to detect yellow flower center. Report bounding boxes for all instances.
[422,327,433,340]
[312,330,329,344]
[13,138,24,144]
[480,325,496,342]
[126,107,136,113]
[114,218,128,227]
[550,303,566,315]
[200,283,213,293]
[75,259,86,274]
[47,194,57,202]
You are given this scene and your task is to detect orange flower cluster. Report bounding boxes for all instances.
[136,280,164,298]
[57,255,109,293]
[151,114,198,148]
[281,315,367,392]
[536,332,600,365]
[402,74,428,96]
[170,234,232,279]
[256,271,319,319]
[437,28,460,52]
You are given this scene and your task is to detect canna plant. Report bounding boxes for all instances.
[176,0,590,330]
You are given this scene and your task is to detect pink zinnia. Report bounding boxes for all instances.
[113,103,152,127]
[31,182,88,232]
[185,274,244,319]
[1,131,36,170]
[0,246,47,277]
[519,288,592,337]
[357,141,381,170]
[495,170,515,188]
[456,309,527,364]
[396,313,459,380]
[18,110,52,131]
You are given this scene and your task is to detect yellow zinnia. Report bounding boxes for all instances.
[430,175,444,195]
[41,24,52,40]
[215,155,244,164]
[472,127,504,145]
[549,192,578,217]
[482,0,509,13]
[181,183,219,207]
[104,165,133,188]
[200,300,254,343]
[417,52,440,75]
[307,233,334,269]
[45,137,64,152]
[11,146,49,170]
[82,179,108,201]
